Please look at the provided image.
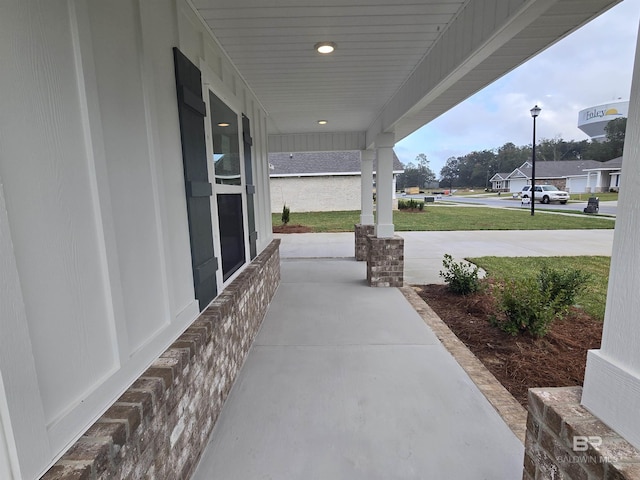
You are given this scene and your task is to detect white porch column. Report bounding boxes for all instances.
[360,150,375,225]
[595,170,603,192]
[375,132,395,238]
[582,24,640,450]
[586,172,592,193]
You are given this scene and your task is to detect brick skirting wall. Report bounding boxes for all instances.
[524,386,640,479]
[354,224,375,261]
[366,235,404,287]
[42,239,281,480]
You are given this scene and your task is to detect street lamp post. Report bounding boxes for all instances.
[530,105,541,216]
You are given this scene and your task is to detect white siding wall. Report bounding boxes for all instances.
[0,0,272,477]
[270,176,361,213]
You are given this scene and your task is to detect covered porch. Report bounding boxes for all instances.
[3,1,640,479]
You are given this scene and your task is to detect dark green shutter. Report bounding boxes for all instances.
[173,47,218,310]
[242,114,257,259]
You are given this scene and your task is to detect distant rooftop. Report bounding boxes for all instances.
[510,160,615,179]
[269,150,404,177]
[583,156,623,170]
[490,172,511,180]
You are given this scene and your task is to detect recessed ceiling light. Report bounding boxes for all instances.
[217,122,230,127]
[317,120,328,125]
[314,42,336,54]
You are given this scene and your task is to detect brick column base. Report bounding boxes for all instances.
[354,224,375,261]
[524,386,640,479]
[366,235,404,287]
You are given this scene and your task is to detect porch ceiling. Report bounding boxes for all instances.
[191,0,620,150]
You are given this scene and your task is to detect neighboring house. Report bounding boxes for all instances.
[269,151,404,212]
[499,159,623,193]
[580,156,623,192]
[489,172,512,192]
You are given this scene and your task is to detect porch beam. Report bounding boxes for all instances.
[365,0,621,145]
[268,132,365,153]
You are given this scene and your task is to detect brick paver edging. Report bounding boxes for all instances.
[400,286,527,444]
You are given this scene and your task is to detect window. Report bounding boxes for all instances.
[217,194,245,280]
[210,91,241,185]
[206,90,248,285]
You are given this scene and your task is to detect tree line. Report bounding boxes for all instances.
[395,153,437,191]
[396,117,626,190]
[439,118,626,188]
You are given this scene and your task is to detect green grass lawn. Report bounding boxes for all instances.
[273,206,615,232]
[468,256,610,320]
[570,191,618,201]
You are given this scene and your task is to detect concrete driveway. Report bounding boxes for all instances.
[276,229,614,284]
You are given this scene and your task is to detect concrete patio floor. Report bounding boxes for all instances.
[192,230,613,479]
[193,257,525,479]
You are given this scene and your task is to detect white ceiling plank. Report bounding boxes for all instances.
[188,0,622,142]
[194,0,460,7]
[218,32,440,46]
[199,4,461,19]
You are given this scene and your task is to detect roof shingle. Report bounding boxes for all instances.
[508,160,614,179]
[269,150,404,176]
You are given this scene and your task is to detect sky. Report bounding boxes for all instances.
[395,0,640,177]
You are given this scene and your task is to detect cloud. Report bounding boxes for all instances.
[398,0,640,176]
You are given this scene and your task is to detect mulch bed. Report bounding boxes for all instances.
[416,283,603,407]
[272,224,314,233]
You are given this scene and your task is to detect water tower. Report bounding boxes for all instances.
[577,100,629,141]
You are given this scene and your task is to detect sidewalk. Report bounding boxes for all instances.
[275,230,614,284]
[192,258,524,479]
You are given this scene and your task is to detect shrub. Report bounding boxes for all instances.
[492,277,559,337]
[281,204,290,225]
[492,266,590,337]
[398,199,424,210]
[439,254,481,295]
[538,266,590,312]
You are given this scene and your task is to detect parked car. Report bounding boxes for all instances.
[521,185,570,204]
